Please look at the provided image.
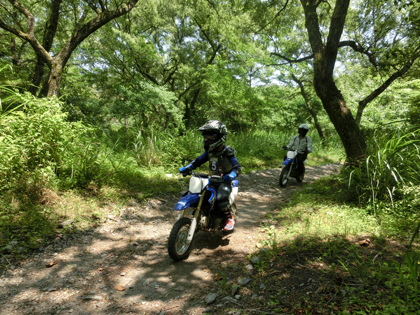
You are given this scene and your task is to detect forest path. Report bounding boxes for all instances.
[0,164,341,315]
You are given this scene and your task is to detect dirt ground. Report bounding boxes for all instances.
[0,164,341,315]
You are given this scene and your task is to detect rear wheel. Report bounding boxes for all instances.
[296,165,305,182]
[279,165,290,187]
[168,217,193,261]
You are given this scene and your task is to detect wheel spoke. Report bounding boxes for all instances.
[175,225,190,255]
[168,217,193,261]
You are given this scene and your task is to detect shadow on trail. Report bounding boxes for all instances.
[193,230,231,250]
[217,234,407,315]
[0,201,248,315]
[1,232,236,314]
[0,164,344,314]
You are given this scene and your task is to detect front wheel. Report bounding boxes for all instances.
[279,165,290,187]
[168,217,193,261]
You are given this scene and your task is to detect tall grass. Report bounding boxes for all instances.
[343,126,420,238]
[346,127,420,207]
[0,83,344,252]
[0,88,98,191]
[122,127,344,172]
[0,88,102,249]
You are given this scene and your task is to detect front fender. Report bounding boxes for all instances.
[174,193,201,211]
[282,158,293,166]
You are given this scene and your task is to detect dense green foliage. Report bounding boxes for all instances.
[0,87,97,190]
[343,126,420,214]
[0,2,420,311]
[0,86,340,250]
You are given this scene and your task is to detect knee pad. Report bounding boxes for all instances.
[216,183,232,210]
[217,183,232,201]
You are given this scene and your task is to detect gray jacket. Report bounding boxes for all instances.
[285,135,313,154]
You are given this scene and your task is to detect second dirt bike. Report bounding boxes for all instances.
[279,149,306,187]
[167,171,238,261]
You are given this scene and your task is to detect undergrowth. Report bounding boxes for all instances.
[0,85,344,260]
[245,177,420,315]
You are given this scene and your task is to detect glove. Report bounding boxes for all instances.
[223,171,236,183]
[282,146,288,150]
[179,164,193,176]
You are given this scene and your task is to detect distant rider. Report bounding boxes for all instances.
[179,120,242,231]
[282,123,313,180]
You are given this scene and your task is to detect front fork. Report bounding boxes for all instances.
[177,191,206,242]
[284,162,293,179]
[288,163,294,176]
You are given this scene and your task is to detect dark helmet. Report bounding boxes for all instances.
[197,120,228,152]
[298,123,309,136]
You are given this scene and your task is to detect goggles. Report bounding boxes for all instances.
[203,134,218,140]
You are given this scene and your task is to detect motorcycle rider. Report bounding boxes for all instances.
[179,120,242,231]
[282,123,312,180]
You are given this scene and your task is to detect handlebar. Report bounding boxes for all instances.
[193,172,224,181]
[181,171,224,183]
[181,169,193,177]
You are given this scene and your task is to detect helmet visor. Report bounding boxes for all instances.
[203,134,218,141]
[298,128,308,136]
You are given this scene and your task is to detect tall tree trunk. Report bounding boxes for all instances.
[47,60,64,97]
[300,0,366,162]
[28,0,62,96]
[38,72,50,98]
[29,58,45,95]
[291,74,325,145]
[184,99,192,129]
[183,88,201,128]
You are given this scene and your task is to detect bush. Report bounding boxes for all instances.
[0,87,101,192]
[345,125,420,217]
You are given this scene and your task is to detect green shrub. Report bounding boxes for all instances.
[0,88,101,191]
[345,126,420,219]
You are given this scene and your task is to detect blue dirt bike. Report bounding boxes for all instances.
[279,149,306,187]
[167,171,238,261]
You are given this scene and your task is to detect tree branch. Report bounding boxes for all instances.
[193,17,217,52]
[0,1,53,67]
[85,0,101,14]
[98,0,107,11]
[356,48,420,124]
[134,60,159,85]
[256,0,289,34]
[162,65,179,85]
[58,0,139,64]
[43,0,62,51]
[338,40,378,68]
[325,0,350,77]
[178,81,200,99]
[270,52,314,64]
[0,3,23,31]
[207,44,221,64]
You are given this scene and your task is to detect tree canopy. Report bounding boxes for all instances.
[1,0,419,161]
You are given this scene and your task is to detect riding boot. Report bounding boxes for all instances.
[222,206,235,231]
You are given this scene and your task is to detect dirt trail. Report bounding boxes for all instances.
[0,164,341,315]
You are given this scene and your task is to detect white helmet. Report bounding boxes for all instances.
[298,123,309,136]
[197,120,228,152]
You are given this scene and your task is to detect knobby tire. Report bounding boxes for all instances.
[279,165,290,187]
[168,217,193,261]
